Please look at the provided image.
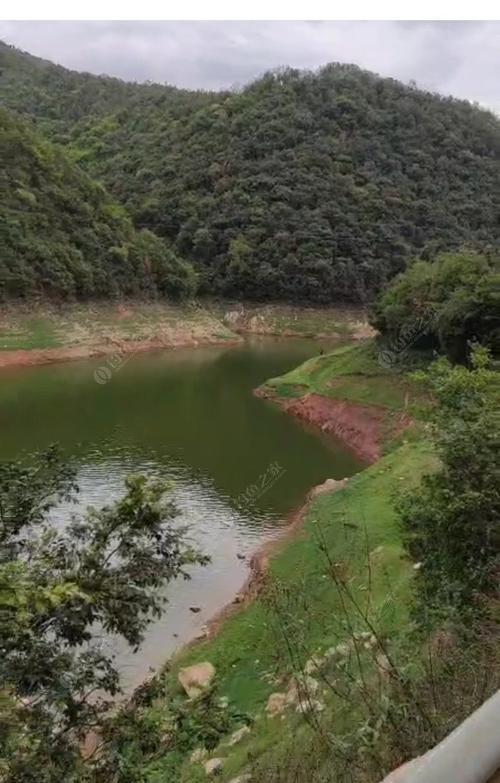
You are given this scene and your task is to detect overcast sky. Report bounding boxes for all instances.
[1,20,499,112]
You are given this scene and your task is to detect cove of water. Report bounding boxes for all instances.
[0,337,363,691]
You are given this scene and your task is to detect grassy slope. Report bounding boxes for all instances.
[138,342,436,782]
[263,340,420,409]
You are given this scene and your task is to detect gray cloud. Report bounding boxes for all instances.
[0,20,499,111]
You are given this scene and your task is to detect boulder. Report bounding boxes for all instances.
[229,725,251,746]
[191,747,208,763]
[224,310,243,327]
[325,641,351,660]
[376,652,392,678]
[296,698,325,714]
[203,758,224,776]
[304,654,324,674]
[309,477,348,499]
[178,662,215,698]
[265,692,288,716]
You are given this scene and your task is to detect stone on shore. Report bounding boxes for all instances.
[178,662,215,698]
[229,725,251,745]
[203,758,224,776]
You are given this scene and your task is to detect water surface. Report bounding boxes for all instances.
[0,337,363,690]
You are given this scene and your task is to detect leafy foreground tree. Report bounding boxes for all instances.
[0,447,208,782]
[400,345,500,612]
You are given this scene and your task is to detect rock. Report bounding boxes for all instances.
[191,747,208,763]
[309,477,348,499]
[189,606,202,613]
[236,553,246,560]
[265,692,288,716]
[376,652,392,678]
[229,725,251,746]
[218,696,229,708]
[232,593,244,604]
[178,662,215,698]
[228,775,252,783]
[296,698,325,714]
[354,631,372,642]
[302,675,319,695]
[203,758,224,776]
[304,654,324,674]
[224,310,243,327]
[325,642,351,660]
[194,626,208,640]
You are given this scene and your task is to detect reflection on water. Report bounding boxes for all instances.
[0,337,363,691]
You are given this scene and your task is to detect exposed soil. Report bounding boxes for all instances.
[257,388,412,464]
[219,303,376,340]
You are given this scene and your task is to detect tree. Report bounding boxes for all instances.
[399,346,500,611]
[0,446,208,782]
[371,250,500,363]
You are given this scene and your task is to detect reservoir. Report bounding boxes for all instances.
[0,337,363,691]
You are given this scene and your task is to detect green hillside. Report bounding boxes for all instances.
[0,107,196,300]
[1,41,499,303]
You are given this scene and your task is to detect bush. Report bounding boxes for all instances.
[371,250,500,362]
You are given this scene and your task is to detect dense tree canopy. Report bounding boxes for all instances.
[371,250,500,361]
[0,107,196,300]
[1,41,500,303]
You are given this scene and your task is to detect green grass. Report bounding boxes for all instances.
[146,438,436,782]
[146,426,435,783]
[0,317,61,350]
[264,341,420,411]
[136,341,437,781]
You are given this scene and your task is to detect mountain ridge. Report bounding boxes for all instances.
[1,41,499,303]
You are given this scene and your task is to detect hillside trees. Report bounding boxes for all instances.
[371,249,500,361]
[0,107,196,301]
[2,42,499,303]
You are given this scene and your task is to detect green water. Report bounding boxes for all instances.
[0,337,363,690]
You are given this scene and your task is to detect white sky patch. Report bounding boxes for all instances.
[0,20,499,112]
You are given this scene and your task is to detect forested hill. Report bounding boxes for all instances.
[0,107,196,300]
[1,41,500,303]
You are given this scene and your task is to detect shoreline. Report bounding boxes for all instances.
[0,334,243,370]
[177,379,412,658]
[190,474,353,649]
[0,301,374,370]
[177,390,388,657]
[255,385,412,464]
